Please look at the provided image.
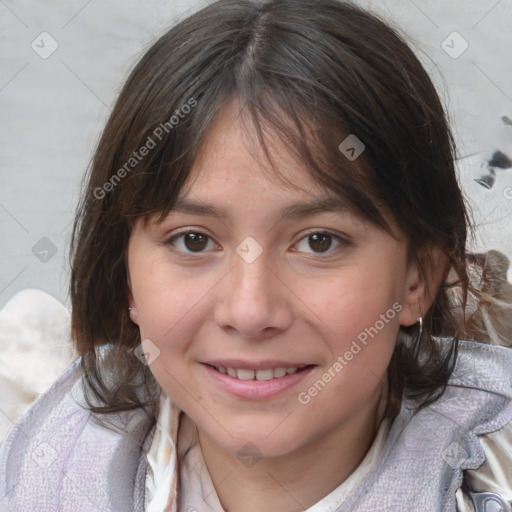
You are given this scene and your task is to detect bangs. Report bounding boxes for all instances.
[116,86,392,238]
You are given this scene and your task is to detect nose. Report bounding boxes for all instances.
[213,249,293,339]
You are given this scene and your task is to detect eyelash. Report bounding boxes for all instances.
[164,228,347,257]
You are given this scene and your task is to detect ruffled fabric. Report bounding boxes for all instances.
[456,419,512,511]
[145,392,181,512]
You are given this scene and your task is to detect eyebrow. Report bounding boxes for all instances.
[171,196,349,222]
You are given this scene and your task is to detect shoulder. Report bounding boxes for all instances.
[440,339,512,443]
[0,357,154,512]
[401,339,512,443]
[449,341,512,511]
[397,339,512,511]
[450,339,512,396]
[337,340,512,511]
[0,358,89,509]
[0,357,87,467]
[405,339,512,468]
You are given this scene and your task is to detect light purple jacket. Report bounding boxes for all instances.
[1,340,512,511]
[0,358,154,511]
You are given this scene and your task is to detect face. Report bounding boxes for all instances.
[127,101,423,459]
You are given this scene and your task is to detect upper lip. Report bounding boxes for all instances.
[203,360,312,370]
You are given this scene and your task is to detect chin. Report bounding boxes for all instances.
[205,421,309,461]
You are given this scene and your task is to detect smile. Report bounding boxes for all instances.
[212,366,301,381]
[203,363,315,400]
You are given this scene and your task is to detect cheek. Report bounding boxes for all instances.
[128,257,204,406]
[300,265,402,343]
[130,254,212,339]
[295,274,400,428]
[293,260,404,405]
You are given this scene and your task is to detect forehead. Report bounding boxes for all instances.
[180,98,329,202]
[147,98,400,240]
[168,127,377,239]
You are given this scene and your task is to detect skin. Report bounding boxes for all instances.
[127,99,444,512]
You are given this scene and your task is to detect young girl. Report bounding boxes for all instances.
[1,1,512,511]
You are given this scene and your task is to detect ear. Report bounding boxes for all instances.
[398,246,449,327]
[127,274,139,325]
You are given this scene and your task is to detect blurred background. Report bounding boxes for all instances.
[0,0,511,438]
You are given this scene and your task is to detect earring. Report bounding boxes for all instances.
[416,316,423,340]
[128,306,138,323]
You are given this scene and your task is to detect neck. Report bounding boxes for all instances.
[197,381,386,512]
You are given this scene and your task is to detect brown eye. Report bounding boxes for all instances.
[166,230,216,254]
[294,231,345,256]
[183,233,208,252]
[308,233,332,253]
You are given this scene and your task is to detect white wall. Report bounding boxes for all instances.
[1,0,511,310]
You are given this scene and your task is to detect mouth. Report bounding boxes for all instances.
[207,364,312,381]
[202,362,316,400]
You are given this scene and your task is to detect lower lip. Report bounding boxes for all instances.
[202,364,315,400]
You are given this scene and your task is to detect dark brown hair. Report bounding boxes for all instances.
[70,0,478,418]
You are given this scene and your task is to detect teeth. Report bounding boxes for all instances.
[255,369,274,381]
[215,366,301,380]
[237,369,255,380]
[273,367,287,378]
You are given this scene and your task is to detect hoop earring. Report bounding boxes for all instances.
[416,316,423,340]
